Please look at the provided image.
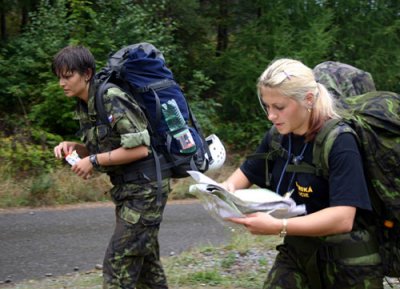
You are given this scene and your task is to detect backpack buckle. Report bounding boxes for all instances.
[292,155,304,165]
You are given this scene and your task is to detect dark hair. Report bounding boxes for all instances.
[52,45,96,79]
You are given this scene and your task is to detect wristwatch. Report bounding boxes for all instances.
[89,154,100,168]
[279,218,288,238]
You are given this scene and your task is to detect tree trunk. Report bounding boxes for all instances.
[21,6,28,32]
[1,14,6,42]
[216,0,228,56]
[0,0,6,41]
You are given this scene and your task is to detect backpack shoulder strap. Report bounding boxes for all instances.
[246,125,285,186]
[313,118,357,179]
[246,125,285,160]
[95,81,120,126]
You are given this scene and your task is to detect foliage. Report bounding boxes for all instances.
[26,169,111,206]
[184,70,219,135]
[323,0,400,92]
[0,165,111,208]
[29,82,78,136]
[32,0,180,137]
[0,146,239,208]
[0,0,400,174]
[214,1,335,129]
[0,0,72,133]
[28,173,55,205]
[72,0,179,59]
[217,117,271,152]
[0,128,62,177]
[159,0,215,85]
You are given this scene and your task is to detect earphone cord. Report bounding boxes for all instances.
[276,135,292,195]
[276,135,308,195]
[287,142,308,192]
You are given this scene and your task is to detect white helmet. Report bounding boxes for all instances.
[205,134,226,171]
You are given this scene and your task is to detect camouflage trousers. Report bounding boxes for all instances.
[264,234,384,289]
[103,180,170,289]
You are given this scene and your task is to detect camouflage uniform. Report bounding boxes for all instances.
[313,61,376,100]
[264,232,383,289]
[77,83,170,289]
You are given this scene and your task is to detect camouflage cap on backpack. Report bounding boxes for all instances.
[313,61,376,99]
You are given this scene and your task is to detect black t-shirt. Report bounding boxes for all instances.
[240,129,372,214]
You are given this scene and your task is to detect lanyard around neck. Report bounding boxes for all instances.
[276,134,308,195]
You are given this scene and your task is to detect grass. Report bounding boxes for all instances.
[0,166,112,208]
[0,151,245,209]
[164,232,278,289]
[3,231,399,289]
[1,232,281,289]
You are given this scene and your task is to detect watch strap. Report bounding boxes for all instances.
[279,218,288,238]
[89,154,99,168]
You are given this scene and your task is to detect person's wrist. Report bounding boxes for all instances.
[279,218,288,238]
[221,181,235,192]
[89,154,100,168]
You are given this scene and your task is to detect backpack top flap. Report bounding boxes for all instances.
[107,42,165,75]
[123,44,173,85]
[313,61,376,100]
[120,44,190,136]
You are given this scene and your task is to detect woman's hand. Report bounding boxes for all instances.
[227,212,282,235]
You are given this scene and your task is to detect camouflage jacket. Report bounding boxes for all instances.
[75,80,151,176]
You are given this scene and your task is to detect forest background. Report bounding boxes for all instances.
[1,0,400,208]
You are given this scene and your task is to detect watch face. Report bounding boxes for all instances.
[90,154,98,166]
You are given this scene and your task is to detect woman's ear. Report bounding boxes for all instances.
[305,92,314,107]
[85,68,93,81]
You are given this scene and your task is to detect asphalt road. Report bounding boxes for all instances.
[0,201,232,283]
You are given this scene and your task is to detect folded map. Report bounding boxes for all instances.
[187,171,306,225]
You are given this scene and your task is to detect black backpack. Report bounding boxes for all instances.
[95,43,213,204]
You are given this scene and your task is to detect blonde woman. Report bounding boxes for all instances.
[223,58,383,289]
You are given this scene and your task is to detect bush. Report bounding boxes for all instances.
[0,129,62,177]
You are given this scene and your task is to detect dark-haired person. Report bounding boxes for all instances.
[52,45,170,289]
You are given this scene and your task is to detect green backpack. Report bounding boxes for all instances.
[313,62,400,277]
[323,92,400,277]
